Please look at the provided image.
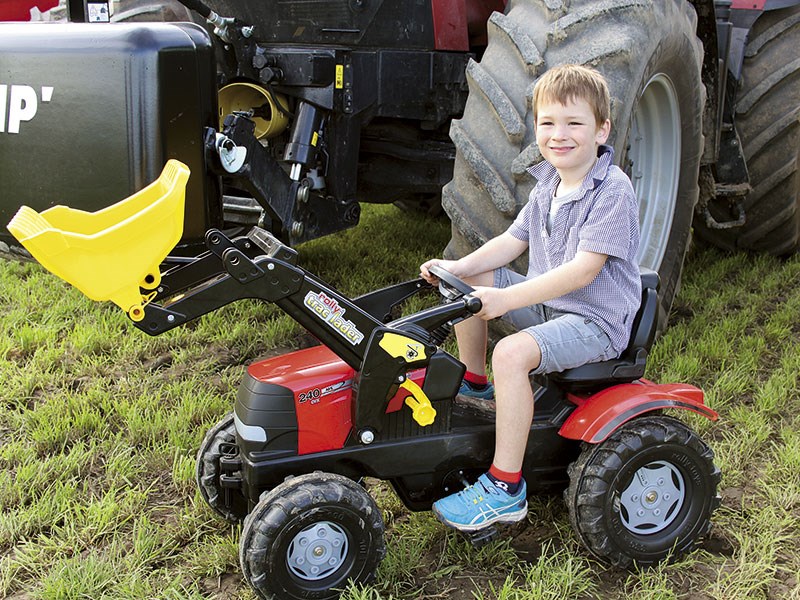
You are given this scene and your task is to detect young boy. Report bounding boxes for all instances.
[420,64,641,531]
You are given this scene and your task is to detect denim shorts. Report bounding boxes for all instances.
[493,268,616,375]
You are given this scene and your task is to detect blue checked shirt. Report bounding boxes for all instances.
[508,145,641,355]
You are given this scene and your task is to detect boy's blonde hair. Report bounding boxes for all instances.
[532,64,611,127]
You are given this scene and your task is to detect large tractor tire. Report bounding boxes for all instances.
[443,0,705,327]
[696,5,800,254]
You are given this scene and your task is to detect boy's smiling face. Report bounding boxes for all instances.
[535,97,611,186]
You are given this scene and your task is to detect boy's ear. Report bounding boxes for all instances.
[596,119,611,144]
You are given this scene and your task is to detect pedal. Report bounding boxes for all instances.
[465,525,499,548]
[463,518,528,548]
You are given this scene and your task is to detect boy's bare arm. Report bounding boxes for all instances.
[420,232,528,283]
[471,251,607,320]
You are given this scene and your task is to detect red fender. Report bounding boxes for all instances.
[431,0,507,50]
[731,0,766,9]
[0,0,58,20]
[559,380,718,444]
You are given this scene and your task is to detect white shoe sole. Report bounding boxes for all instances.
[433,503,528,532]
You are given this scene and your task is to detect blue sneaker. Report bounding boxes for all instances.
[458,380,495,399]
[432,474,527,531]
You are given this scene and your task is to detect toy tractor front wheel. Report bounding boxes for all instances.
[196,412,248,523]
[565,415,720,568]
[239,472,386,600]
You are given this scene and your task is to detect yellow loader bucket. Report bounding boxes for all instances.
[6,160,190,321]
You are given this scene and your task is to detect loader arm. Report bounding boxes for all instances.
[7,161,474,434]
[137,226,474,433]
[138,226,383,368]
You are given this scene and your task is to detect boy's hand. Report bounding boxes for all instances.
[419,259,460,285]
[471,286,512,320]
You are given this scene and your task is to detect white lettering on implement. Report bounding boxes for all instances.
[1,85,54,134]
[304,290,365,346]
[0,85,5,133]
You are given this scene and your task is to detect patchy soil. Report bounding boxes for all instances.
[199,573,242,599]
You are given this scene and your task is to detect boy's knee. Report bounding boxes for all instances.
[492,333,541,373]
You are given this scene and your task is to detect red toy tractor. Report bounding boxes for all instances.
[8,163,720,599]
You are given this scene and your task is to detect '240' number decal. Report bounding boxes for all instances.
[298,389,321,404]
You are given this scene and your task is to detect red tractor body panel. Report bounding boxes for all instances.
[431,0,470,50]
[247,345,428,455]
[731,0,767,9]
[431,0,507,50]
[0,0,57,20]
[248,345,355,455]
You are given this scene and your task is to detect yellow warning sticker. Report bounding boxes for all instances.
[336,64,344,89]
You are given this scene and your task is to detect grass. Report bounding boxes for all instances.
[2,205,800,599]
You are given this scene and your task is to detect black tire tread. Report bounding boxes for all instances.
[466,60,526,143]
[699,6,800,254]
[195,412,248,523]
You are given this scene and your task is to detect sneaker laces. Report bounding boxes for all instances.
[454,478,500,507]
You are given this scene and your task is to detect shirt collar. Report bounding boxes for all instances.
[527,144,615,194]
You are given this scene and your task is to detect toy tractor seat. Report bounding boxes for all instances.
[546,268,659,391]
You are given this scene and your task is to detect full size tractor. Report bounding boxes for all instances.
[8,161,721,599]
[2,0,800,330]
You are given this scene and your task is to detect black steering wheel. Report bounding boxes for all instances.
[427,264,482,314]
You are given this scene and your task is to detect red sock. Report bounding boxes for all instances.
[487,465,523,495]
[489,464,522,484]
[464,371,488,386]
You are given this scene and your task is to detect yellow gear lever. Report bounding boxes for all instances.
[400,378,436,426]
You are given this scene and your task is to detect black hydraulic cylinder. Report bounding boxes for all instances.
[283,102,322,174]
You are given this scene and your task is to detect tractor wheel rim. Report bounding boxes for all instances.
[286,521,349,581]
[629,73,681,272]
[619,460,686,535]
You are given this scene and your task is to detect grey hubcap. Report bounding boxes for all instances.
[286,521,349,581]
[629,73,681,272]
[619,460,685,534]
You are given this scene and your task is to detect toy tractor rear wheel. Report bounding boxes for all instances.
[196,412,248,523]
[565,415,720,567]
[443,0,705,329]
[239,472,386,600]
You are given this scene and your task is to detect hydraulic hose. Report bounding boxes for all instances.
[175,0,211,19]
[174,0,244,43]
